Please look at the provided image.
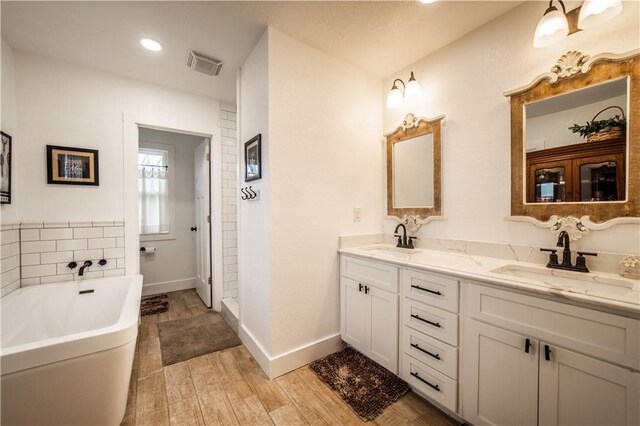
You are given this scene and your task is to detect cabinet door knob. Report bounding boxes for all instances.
[358,283,363,292]
[191,226,197,231]
[544,344,552,361]
[524,338,532,353]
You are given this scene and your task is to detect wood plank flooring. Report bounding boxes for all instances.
[122,290,458,426]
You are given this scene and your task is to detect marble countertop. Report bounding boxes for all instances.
[338,244,640,317]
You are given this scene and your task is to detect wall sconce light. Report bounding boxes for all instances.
[386,72,422,109]
[533,0,623,48]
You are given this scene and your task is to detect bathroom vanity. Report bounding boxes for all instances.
[338,245,640,425]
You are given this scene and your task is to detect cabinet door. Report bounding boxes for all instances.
[462,320,538,426]
[539,343,640,426]
[573,152,625,202]
[369,286,398,373]
[527,159,573,202]
[341,277,371,354]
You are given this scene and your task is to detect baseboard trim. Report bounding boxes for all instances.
[141,278,196,296]
[238,326,344,379]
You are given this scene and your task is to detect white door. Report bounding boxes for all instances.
[462,320,539,426]
[369,286,398,373]
[194,139,211,307]
[340,277,370,353]
[539,343,640,426]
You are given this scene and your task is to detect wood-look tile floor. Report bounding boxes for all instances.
[122,290,459,426]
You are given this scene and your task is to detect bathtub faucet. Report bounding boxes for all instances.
[78,260,93,277]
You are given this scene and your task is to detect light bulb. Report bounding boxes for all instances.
[140,38,163,52]
[533,8,569,48]
[578,0,622,29]
[387,86,404,109]
[405,73,422,100]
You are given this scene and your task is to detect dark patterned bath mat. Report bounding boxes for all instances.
[309,346,410,421]
[140,294,169,316]
[158,311,241,366]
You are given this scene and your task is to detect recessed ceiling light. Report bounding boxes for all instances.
[140,38,162,52]
[420,0,437,4]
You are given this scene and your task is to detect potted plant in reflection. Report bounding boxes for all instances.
[569,106,626,143]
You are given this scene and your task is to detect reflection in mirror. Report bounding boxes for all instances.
[393,133,434,208]
[524,77,627,203]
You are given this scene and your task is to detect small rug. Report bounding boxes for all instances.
[140,294,169,316]
[309,347,410,421]
[158,311,241,366]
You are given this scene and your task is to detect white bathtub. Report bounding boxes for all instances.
[1,274,142,425]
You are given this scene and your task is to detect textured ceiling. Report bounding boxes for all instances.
[1,1,521,103]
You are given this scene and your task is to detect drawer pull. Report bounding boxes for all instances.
[410,372,440,392]
[410,343,440,360]
[411,284,442,296]
[411,314,441,328]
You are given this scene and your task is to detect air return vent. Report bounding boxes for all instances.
[186,50,223,76]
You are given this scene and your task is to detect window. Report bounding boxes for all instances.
[138,145,173,237]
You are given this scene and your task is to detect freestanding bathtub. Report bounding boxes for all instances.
[1,274,142,425]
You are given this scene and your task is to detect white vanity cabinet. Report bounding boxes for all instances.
[399,268,460,413]
[340,255,399,373]
[462,282,640,426]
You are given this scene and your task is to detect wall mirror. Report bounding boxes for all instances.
[505,50,639,222]
[386,113,443,222]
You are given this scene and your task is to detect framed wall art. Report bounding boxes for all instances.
[244,134,262,182]
[1,131,11,204]
[47,145,99,186]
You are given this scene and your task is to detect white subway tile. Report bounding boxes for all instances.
[41,251,74,264]
[22,240,57,254]
[20,222,44,229]
[74,227,103,239]
[21,253,40,266]
[114,221,125,227]
[74,249,103,261]
[88,237,116,249]
[0,223,19,231]
[104,269,125,278]
[22,264,57,278]
[44,221,69,228]
[40,228,73,241]
[80,271,103,279]
[1,270,14,287]
[93,221,114,227]
[104,247,125,258]
[1,281,20,297]
[1,229,19,244]
[20,277,41,287]
[70,221,93,228]
[116,237,125,248]
[103,226,124,237]
[220,119,236,130]
[220,102,237,113]
[96,258,116,270]
[20,229,40,242]
[116,258,126,268]
[57,263,77,275]
[1,255,19,272]
[41,274,73,284]
[57,239,87,251]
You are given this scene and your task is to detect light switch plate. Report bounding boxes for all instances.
[353,208,361,222]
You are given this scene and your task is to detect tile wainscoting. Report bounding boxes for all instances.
[1,220,126,296]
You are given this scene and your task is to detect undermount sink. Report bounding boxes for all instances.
[355,245,420,259]
[491,264,635,290]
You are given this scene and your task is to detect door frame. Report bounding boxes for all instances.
[122,113,224,311]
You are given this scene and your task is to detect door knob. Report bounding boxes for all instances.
[191,226,197,231]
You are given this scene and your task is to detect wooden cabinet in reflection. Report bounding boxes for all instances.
[526,139,625,203]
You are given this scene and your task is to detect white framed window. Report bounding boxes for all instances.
[138,142,175,241]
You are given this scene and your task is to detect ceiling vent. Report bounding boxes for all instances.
[186,50,223,76]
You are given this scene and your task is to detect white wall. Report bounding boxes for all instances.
[138,128,203,288]
[268,28,383,356]
[382,1,640,255]
[239,30,273,355]
[1,39,18,224]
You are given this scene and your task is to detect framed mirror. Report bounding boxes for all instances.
[505,50,639,222]
[385,113,444,221]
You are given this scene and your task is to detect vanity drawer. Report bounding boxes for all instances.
[402,268,459,313]
[465,282,640,370]
[401,353,457,413]
[403,298,458,346]
[341,255,398,293]
[402,326,458,379]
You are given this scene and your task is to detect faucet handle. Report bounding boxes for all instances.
[407,237,417,249]
[540,248,559,266]
[577,251,597,257]
[575,251,597,272]
[394,234,403,248]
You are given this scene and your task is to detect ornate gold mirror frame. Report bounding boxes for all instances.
[385,113,444,232]
[505,50,639,226]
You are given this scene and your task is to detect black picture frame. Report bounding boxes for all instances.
[47,145,100,186]
[244,134,262,182]
[1,131,11,204]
